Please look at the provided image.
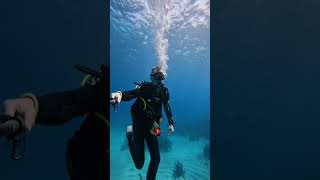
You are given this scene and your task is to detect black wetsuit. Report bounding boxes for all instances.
[122,81,174,180]
[35,65,109,180]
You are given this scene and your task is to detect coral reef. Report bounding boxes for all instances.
[172,160,186,179]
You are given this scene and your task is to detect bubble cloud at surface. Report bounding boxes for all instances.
[111,0,210,75]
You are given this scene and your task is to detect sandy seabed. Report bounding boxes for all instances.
[111,128,210,180]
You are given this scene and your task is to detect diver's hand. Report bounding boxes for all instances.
[168,124,174,136]
[110,91,122,104]
[0,118,20,137]
[2,98,37,133]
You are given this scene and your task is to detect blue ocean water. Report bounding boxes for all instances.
[110,0,210,179]
[0,0,106,179]
[212,1,320,180]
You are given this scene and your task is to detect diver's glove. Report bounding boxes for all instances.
[0,116,21,137]
[110,91,122,105]
[1,94,38,137]
[168,124,174,136]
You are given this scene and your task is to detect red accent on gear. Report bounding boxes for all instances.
[154,128,161,136]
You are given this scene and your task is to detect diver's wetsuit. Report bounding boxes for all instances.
[35,65,109,180]
[122,81,174,180]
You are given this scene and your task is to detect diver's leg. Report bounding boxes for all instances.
[127,115,145,169]
[146,135,160,180]
[66,116,108,180]
[66,139,78,180]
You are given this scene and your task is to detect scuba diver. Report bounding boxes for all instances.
[111,66,175,180]
[0,64,109,180]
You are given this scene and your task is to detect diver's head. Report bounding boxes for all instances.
[150,66,165,84]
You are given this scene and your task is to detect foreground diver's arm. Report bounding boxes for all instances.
[2,65,108,134]
[0,86,102,136]
[0,85,105,135]
[36,83,106,126]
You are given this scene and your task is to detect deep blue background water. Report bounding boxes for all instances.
[213,0,320,179]
[0,0,106,179]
